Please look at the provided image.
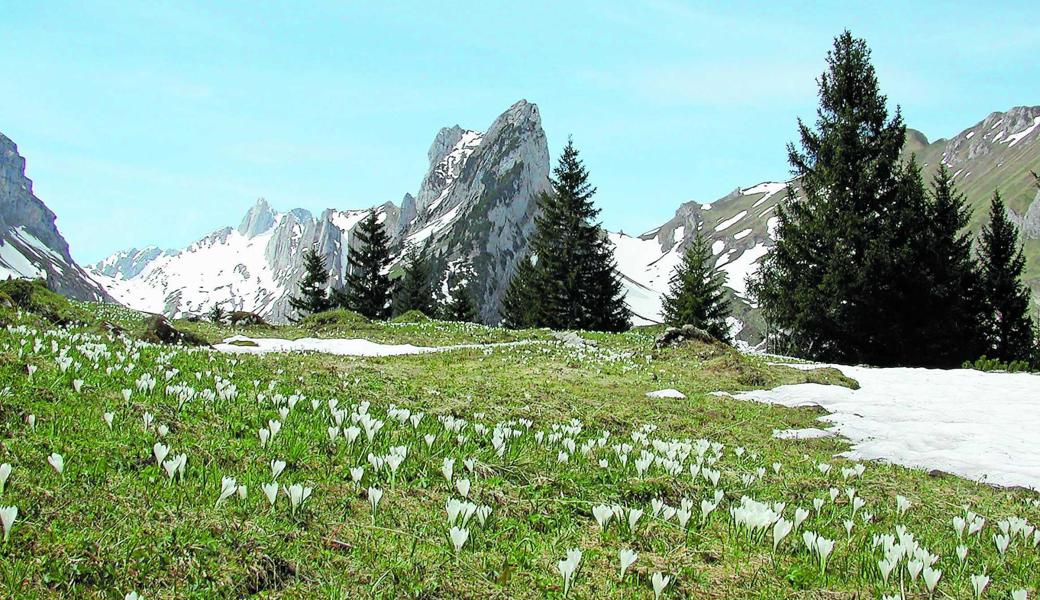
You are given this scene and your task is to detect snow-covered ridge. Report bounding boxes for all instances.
[89,100,550,323]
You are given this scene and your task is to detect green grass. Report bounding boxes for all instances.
[0,301,1037,599]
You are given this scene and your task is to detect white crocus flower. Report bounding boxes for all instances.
[216,476,238,506]
[270,459,286,480]
[449,526,469,554]
[557,548,582,597]
[651,572,671,600]
[262,483,278,507]
[969,573,989,599]
[0,463,11,495]
[0,505,16,542]
[47,453,64,475]
[618,548,637,579]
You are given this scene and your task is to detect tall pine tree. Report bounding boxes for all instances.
[513,139,630,332]
[661,231,731,340]
[442,279,478,323]
[750,31,951,366]
[978,191,1035,363]
[288,248,333,319]
[913,165,986,364]
[393,248,436,316]
[341,210,393,320]
[501,254,538,329]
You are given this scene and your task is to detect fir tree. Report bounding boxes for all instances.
[342,210,393,320]
[750,31,939,365]
[501,254,538,329]
[207,302,226,324]
[978,191,1035,363]
[914,165,987,364]
[442,279,478,323]
[393,249,436,316]
[522,139,630,332]
[661,232,731,340]
[288,248,333,319]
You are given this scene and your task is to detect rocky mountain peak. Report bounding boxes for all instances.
[0,131,112,301]
[238,197,277,237]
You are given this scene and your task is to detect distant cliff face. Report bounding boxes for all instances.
[90,100,550,323]
[0,133,112,301]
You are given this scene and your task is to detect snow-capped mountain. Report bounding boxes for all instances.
[88,103,1040,333]
[0,132,111,301]
[611,106,1040,340]
[90,100,549,322]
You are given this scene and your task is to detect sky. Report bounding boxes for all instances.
[2,1,1038,263]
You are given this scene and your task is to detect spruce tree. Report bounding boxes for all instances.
[393,249,436,316]
[978,191,1035,363]
[522,139,630,332]
[442,280,478,323]
[288,248,333,319]
[207,302,226,324]
[750,31,929,365]
[501,254,538,329]
[661,231,731,340]
[914,165,986,364]
[342,210,393,320]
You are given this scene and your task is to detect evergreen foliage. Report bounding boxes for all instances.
[393,249,436,317]
[978,191,1036,363]
[661,231,731,340]
[288,248,333,319]
[503,139,630,332]
[442,279,478,323]
[501,255,538,329]
[207,303,226,324]
[341,210,394,320]
[750,31,990,367]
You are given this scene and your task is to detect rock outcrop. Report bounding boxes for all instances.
[0,132,113,301]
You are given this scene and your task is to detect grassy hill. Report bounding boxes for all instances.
[0,286,1037,598]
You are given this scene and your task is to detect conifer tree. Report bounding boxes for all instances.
[342,210,393,320]
[751,31,933,365]
[288,248,333,319]
[914,165,987,364]
[978,191,1035,363]
[501,254,538,329]
[661,231,731,340]
[393,249,436,316]
[207,302,226,324]
[442,279,478,323]
[518,139,630,332]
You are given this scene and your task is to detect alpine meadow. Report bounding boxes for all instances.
[1,4,1040,600]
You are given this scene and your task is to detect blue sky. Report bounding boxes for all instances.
[2,1,1038,263]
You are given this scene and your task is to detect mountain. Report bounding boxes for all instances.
[610,106,1040,342]
[0,132,112,302]
[90,100,550,322]
[89,103,1040,333]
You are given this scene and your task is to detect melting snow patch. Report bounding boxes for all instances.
[646,389,686,399]
[733,365,1040,490]
[214,335,534,357]
[773,427,836,440]
[1006,116,1040,147]
[715,210,748,232]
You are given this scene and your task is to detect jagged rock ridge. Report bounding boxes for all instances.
[0,132,112,301]
[90,100,550,323]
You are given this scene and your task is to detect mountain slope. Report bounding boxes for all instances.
[90,100,549,322]
[0,132,112,302]
[610,106,1040,340]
